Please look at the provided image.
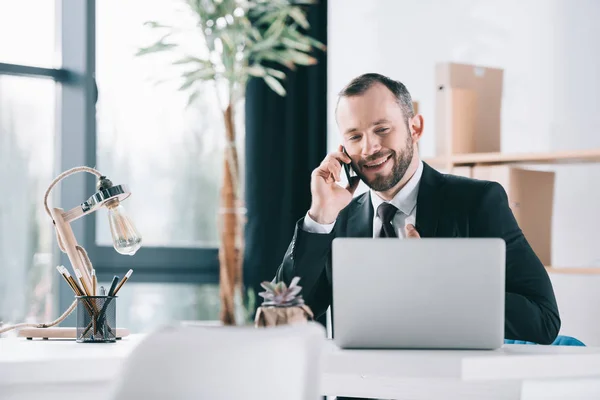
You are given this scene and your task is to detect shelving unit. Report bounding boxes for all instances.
[545,267,600,275]
[424,148,600,169]
[423,148,600,275]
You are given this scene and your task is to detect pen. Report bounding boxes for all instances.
[96,277,119,333]
[113,269,133,295]
[107,276,120,297]
[92,269,97,296]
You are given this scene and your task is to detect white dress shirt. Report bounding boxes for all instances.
[303,160,424,238]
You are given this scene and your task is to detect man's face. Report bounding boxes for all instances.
[336,83,415,192]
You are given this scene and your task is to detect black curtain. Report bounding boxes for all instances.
[244,0,328,314]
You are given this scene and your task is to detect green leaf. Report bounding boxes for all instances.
[172,56,211,66]
[265,67,286,80]
[260,53,295,70]
[186,90,201,107]
[306,35,327,51]
[281,37,312,52]
[178,68,216,90]
[255,10,281,27]
[143,21,171,29]
[264,16,286,41]
[263,75,286,96]
[220,32,236,52]
[249,27,262,41]
[285,27,327,51]
[247,65,267,77]
[283,49,317,65]
[288,7,310,29]
[136,42,178,57]
[179,78,197,91]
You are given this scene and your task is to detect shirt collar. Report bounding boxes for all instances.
[370,160,423,216]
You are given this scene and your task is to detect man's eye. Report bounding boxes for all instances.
[349,136,360,141]
[376,128,389,134]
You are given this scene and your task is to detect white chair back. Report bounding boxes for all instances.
[109,322,326,400]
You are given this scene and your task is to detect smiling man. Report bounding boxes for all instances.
[274,73,560,350]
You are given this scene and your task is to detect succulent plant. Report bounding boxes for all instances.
[259,277,304,307]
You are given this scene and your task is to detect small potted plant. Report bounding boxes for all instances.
[254,277,313,327]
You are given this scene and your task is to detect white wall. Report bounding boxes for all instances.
[329,0,600,344]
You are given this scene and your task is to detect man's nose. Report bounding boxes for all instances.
[361,135,382,157]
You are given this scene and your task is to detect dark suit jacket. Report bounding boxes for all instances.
[275,162,561,345]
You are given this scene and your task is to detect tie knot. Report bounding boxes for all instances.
[377,202,398,224]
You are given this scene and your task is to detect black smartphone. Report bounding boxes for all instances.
[341,146,359,186]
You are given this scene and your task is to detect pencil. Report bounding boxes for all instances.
[57,266,79,295]
[75,269,92,296]
[113,269,133,295]
[67,274,84,296]
[60,267,96,321]
[60,266,84,296]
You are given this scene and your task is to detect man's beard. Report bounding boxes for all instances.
[356,135,414,192]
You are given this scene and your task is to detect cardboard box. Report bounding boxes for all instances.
[472,166,555,266]
[435,62,504,156]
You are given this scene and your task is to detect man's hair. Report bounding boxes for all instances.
[337,73,414,123]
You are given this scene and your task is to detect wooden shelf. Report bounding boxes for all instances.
[545,267,600,275]
[424,148,600,168]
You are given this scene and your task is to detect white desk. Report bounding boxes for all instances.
[1,335,600,400]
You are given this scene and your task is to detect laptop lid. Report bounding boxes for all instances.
[331,238,505,350]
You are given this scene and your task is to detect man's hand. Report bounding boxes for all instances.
[308,145,360,224]
[405,224,420,238]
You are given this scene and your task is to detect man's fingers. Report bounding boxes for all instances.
[326,159,341,182]
[405,224,420,238]
[313,168,332,184]
[317,158,342,182]
[326,151,351,165]
[312,149,354,185]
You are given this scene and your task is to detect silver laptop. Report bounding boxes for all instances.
[331,238,505,350]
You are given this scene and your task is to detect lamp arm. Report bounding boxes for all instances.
[44,166,103,259]
[43,166,103,218]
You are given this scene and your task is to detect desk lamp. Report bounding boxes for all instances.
[0,166,141,338]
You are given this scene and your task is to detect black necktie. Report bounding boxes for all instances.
[377,203,398,238]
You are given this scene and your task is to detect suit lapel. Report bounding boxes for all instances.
[345,162,443,238]
[415,162,444,238]
[346,192,374,238]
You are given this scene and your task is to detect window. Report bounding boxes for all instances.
[0,75,56,325]
[0,0,56,67]
[96,0,233,248]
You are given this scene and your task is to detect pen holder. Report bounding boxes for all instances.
[76,296,117,343]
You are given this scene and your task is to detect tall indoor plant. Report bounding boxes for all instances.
[137,0,325,325]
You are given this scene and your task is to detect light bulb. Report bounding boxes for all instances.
[107,202,142,256]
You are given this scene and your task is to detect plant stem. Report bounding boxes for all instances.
[219,100,243,325]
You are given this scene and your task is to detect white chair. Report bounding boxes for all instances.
[109,322,327,400]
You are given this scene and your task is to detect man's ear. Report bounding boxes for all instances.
[410,114,424,142]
